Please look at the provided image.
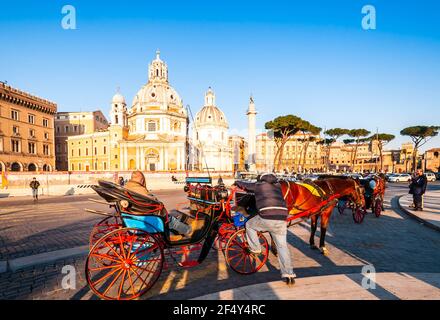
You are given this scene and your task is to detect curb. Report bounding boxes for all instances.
[0,245,89,274]
[397,195,440,232]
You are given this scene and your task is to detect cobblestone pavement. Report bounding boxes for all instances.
[0,183,439,300]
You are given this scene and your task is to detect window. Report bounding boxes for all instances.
[71,149,74,157]
[147,121,156,132]
[44,132,49,140]
[71,163,75,171]
[94,162,98,170]
[65,126,69,133]
[115,155,118,159]
[86,148,88,156]
[43,118,49,127]
[28,114,35,124]
[103,162,107,170]
[11,139,20,152]
[78,149,81,156]
[74,125,78,132]
[78,163,82,170]
[94,147,97,155]
[12,126,19,135]
[103,146,106,154]
[0,137,3,152]
[28,142,36,154]
[11,110,19,121]
[43,144,50,156]
[56,126,60,133]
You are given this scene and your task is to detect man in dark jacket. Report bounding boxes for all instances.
[235,173,296,285]
[409,169,428,211]
[29,177,40,201]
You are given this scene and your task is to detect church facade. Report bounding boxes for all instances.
[67,51,188,172]
[191,88,233,171]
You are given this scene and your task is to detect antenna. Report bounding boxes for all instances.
[186,104,211,179]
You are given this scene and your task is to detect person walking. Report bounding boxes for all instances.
[409,169,428,211]
[118,176,125,187]
[235,173,296,285]
[30,177,40,202]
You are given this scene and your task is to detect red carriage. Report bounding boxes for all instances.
[85,175,365,299]
[337,174,386,223]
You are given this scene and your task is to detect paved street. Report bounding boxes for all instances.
[0,182,439,299]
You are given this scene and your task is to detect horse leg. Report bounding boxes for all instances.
[319,208,333,256]
[270,234,278,256]
[309,215,318,250]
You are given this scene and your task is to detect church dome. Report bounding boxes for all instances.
[131,50,185,115]
[194,88,228,128]
[112,92,125,104]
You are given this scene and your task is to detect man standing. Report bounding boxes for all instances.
[30,177,40,202]
[409,169,428,211]
[235,173,296,285]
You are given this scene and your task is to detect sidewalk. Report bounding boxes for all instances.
[398,191,440,231]
[193,272,440,300]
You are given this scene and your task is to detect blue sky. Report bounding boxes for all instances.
[1,0,439,150]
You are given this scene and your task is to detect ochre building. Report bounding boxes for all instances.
[0,82,56,172]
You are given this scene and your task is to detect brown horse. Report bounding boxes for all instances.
[279,177,365,255]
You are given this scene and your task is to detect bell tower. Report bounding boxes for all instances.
[110,89,127,127]
[148,50,168,83]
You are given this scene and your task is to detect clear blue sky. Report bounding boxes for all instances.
[1,0,439,151]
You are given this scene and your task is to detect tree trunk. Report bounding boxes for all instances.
[379,144,384,172]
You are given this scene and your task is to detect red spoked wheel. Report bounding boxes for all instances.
[89,215,122,249]
[167,243,203,268]
[352,206,365,224]
[225,229,268,275]
[86,228,164,300]
[213,223,236,251]
[374,198,382,217]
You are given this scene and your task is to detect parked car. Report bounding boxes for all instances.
[435,172,440,180]
[425,172,437,182]
[388,173,411,183]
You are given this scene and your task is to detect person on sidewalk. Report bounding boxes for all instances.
[409,169,428,211]
[29,177,40,202]
[125,171,192,236]
[235,173,296,286]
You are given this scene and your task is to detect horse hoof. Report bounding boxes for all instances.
[310,245,318,250]
[320,247,329,256]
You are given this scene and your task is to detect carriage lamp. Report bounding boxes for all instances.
[217,188,229,200]
[120,200,129,209]
[183,184,190,192]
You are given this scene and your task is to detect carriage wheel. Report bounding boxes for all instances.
[374,199,382,217]
[352,206,365,224]
[225,229,268,275]
[89,215,122,249]
[337,200,347,215]
[213,223,236,251]
[86,228,164,300]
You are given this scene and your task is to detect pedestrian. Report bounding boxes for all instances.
[30,177,40,201]
[118,176,125,187]
[235,173,296,285]
[409,169,428,211]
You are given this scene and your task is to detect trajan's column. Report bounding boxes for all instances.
[246,96,257,171]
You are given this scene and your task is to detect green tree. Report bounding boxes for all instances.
[322,128,350,170]
[297,121,321,170]
[369,133,395,171]
[400,126,440,171]
[345,129,371,171]
[265,115,304,171]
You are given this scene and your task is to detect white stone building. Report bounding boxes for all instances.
[192,88,232,171]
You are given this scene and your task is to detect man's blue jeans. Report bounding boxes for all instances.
[245,215,295,278]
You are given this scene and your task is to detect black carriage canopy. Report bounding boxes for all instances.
[93,180,165,215]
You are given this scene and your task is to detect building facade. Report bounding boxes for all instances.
[55,111,108,171]
[0,82,56,172]
[229,135,247,172]
[423,148,440,172]
[68,51,188,172]
[255,132,323,172]
[192,88,232,171]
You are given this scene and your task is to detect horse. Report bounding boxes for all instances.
[279,176,365,255]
